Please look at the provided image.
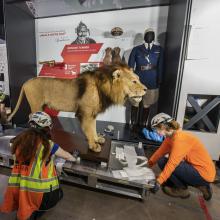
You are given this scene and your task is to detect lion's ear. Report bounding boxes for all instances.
[112,70,121,80]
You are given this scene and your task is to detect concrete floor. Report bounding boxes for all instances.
[0,167,220,220]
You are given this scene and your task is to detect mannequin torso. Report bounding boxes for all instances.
[128,43,163,89]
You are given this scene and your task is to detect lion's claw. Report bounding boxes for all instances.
[95,135,105,144]
[89,143,101,153]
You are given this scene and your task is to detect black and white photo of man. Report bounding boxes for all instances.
[72,21,96,44]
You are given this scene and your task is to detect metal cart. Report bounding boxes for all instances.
[60,140,155,200]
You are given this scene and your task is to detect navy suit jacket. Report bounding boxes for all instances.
[128,44,164,89]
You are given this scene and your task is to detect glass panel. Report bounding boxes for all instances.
[8,0,170,18]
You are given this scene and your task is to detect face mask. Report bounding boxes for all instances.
[144,31,155,44]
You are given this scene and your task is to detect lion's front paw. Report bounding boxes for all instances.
[96,134,105,144]
[89,142,102,153]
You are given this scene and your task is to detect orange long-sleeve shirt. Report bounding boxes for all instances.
[149,130,216,185]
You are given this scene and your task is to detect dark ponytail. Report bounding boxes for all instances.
[156,120,180,131]
[166,120,180,130]
[12,128,51,161]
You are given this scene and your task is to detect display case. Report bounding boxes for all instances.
[3,0,192,144]
[5,0,219,160]
[4,0,172,125]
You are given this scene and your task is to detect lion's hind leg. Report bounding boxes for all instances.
[28,100,44,113]
[24,86,45,113]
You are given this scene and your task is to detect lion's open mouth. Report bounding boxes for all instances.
[129,96,142,103]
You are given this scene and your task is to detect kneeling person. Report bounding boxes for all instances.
[0,111,76,220]
[148,113,216,200]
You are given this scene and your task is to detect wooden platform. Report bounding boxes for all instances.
[49,115,161,163]
[50,116,161,147]
[51,128,111,163]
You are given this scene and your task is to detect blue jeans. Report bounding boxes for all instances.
[158,157,210,188]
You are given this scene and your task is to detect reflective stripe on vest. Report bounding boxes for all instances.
[9,144,59,193]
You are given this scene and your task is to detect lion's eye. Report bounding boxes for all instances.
[133,80,137,84]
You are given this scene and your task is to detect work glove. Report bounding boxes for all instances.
[67,149,80,162]
[147,160,153,168]
[149,180,160,194]
[73,149,80,159]
[142,128,164,142]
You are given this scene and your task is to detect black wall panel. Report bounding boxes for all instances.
[5,1,36,124]
[0,0,5,39]
[158,0,192,117]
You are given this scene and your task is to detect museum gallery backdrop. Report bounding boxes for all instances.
[35,6,168,122]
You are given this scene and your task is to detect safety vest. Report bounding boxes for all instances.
[0,142,59,220]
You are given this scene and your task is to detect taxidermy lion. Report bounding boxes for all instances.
[8,63,147,152]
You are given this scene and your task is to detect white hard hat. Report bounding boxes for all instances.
[29,111,52,128]
[151,113,173,128]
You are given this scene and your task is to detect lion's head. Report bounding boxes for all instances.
[95,63,147,105]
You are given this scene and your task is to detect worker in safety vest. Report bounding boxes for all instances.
[0,111,76,220]
[148,113,216,201]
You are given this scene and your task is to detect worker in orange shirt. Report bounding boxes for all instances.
[148,113,216,200]
[0,111,76,220]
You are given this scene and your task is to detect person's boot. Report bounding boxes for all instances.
[140,107,150,129]
[162,186,190,199]
[196,185,212,201]
[28,212,38,220]
[130,106,139,139]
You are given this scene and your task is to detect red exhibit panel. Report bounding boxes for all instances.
[39,43,103,79]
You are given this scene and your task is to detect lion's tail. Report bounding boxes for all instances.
[7,85,25,122]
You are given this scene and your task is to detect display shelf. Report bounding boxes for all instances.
[60,140,155,200]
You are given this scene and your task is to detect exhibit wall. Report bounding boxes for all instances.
[176,0,220,159]
[35,6,169,122]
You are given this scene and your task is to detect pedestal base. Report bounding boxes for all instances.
[51,129,111,163]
